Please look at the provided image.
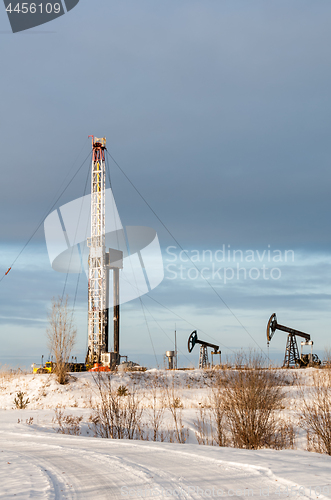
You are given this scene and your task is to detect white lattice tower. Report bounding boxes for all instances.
[87,137,107,364]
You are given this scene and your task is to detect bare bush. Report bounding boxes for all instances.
[298,370,331,455]
[47,296,77,385]
[209,372,228,447]
[148,372,166,441]
[221,353,290,450]
[194,401,213,445]
[166,376,188,444]
[193,371,227,447]
[89,373,144,439]
[53,406,82,435]
[268,417,296,450]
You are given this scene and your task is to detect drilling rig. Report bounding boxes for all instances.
[266,313,321,368]
[85,136,123,370]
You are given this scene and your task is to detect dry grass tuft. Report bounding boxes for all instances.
[53,406,83,435]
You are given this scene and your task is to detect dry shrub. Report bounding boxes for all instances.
[193,371,227,447]
[53,406,82,435]
[306,431,326,454]
[18,417,34,425]
[298,370,331,455]
[209,372,228,446]
[268,417,296,450]
[194,367,295,449]
[194,401,213,446]
[166,375,189,444]
[47,296,76,385]
[221,352,291,450]
[89,372,144,439]
[13,391,29,409]
[117,385,129,397]
[148,372,166,441]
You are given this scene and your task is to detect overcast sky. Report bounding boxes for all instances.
[1,0,331,369]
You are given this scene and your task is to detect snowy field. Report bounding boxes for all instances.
[0,368,330,499]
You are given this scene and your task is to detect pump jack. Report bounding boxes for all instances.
[188,330,221,368]
[266,313,321,368]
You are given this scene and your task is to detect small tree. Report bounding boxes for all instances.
[47,296,77,385]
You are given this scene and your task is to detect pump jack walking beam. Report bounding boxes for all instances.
[267,313,310,342]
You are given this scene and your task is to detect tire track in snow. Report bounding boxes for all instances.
[0,432,330,500]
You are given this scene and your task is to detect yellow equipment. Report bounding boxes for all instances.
[32,361,55,374]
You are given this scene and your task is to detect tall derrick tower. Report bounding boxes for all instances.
[86,136,107,365]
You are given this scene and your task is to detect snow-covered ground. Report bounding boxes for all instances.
[0,368,330,499]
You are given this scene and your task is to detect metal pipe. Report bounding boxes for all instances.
[113,267,120,364]
[104,264,110,352]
